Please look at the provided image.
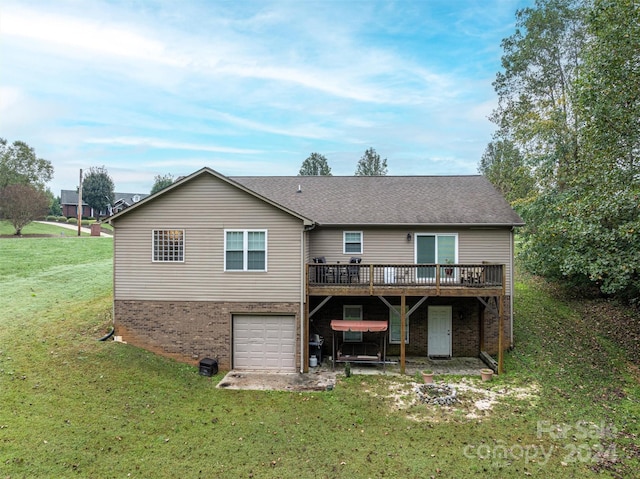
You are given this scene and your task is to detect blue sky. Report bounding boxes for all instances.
[1,0,532,195]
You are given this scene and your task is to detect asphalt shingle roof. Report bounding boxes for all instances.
[60,190,148,206]
[232,175,524,226]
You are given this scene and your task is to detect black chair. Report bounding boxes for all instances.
[348,257,361,283]
[313,257,328,283]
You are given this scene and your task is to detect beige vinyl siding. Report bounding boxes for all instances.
[458,229,513,288]
[113,174,304,302]
[309,226,514,289]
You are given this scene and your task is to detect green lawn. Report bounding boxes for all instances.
[0,237,638,478]
[0,220,91,237]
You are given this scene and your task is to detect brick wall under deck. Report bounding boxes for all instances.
[309,296,512,359]
[114,300,301,370]
[481,295,512,355]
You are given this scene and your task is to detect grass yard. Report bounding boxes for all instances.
[0,220,90,237]
[1,237,638,478]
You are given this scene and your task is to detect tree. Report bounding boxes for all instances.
[576,0,640,190]
[82,166,115,220]
[0,138,53,190]
[355,148,388,176]
[0,184,49,235]
[491,0,587,191]
[514,0,640,303]
[45,189,62,216]
[479,139,538,205]
[151,174,175,195]
[298,153,332,176]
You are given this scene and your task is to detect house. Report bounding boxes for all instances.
[107,167,524,374]
[61,190,148,218]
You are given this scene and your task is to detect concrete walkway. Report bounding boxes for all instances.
[36,221,112,237]
[217,357,489,391]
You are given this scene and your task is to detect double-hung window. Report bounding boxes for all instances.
[152,229,185,262]
[343,305,363,342]
[225,230,267,271]
[343,231,362,254]
[389,305,409,344]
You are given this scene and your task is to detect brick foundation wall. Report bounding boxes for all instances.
[481,295,512,355]
[114,300,301,370]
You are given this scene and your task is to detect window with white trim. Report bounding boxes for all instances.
[343,305,362,342]
[389,305,409,344]
[225,230,267,271]
[152,229,185,262]
[343,231,362,254]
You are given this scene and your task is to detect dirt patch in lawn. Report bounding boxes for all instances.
[379,378,539,422]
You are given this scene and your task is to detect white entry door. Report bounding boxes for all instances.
[428,306,452,358]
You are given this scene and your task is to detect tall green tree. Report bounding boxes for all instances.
[45,189,62,216]
[479,139,538,204]
[0,138,53,190]
[151,173,175,194]
[298,153,332,176]
[576,0,640,190]
[517,0,640,303]
[355,148,387,176]
[82,166,115,220]
[491,0,587,191]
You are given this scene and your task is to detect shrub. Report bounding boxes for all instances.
[67,217,78,224]
[46,215,57,221]
[57,216,68,223]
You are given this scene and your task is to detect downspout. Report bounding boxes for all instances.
[300,227,305,373]
[301,223,316,373]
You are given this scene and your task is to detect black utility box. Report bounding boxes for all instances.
[199,358,218,376]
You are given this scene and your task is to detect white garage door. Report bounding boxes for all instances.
[233,315,297,371]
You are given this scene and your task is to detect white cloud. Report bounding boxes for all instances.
[84,137,263,155]
[1,9,172,65]
[1,0,529,195]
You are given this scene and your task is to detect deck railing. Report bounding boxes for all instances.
[308,263,504,289]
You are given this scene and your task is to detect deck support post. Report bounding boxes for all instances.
[498,294,504,374]
[400,294,406,374]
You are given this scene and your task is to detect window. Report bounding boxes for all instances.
[343,305,362,342]
[343,231,362,254]
[389,305,409,344]
[225,230,267,271]
[152,229,184,262]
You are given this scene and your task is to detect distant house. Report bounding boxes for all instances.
[60,190,148,218]
[107,167,524,373]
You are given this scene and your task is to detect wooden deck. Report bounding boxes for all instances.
[307,263,505,297]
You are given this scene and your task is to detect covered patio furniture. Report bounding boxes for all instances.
[330,320,388,370]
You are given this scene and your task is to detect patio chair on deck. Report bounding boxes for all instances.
[348,257,361,283]
[313,256,337,283]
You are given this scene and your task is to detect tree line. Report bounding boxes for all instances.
[479,0,639,303]
[0,139,389,235]
[298,147,388,176]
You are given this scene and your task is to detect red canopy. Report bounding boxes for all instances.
[330,320,388,332]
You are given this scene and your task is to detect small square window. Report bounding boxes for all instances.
[152,229,184,262]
